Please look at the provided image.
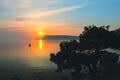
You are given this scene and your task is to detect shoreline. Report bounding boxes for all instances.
[0,67,63,80]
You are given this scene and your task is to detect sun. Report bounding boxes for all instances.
[38,31,43,35]
[38,31,44,38]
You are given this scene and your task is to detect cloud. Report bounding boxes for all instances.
[18,5,86,20]
[0,0,62,9]
[1,0,31,8]
[34,0,62,5]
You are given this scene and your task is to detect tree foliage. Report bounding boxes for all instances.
[50,25,120,80]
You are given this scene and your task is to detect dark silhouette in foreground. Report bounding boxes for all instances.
[10,75,21,80]
[50,25,120,80]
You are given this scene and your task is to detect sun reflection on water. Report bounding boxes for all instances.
[39,40,42,50]
[30,40,60,57]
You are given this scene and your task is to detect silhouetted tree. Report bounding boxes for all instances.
[50,25,120,80]
[100,51,119,73]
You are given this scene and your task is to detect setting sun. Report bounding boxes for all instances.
[38,31,43,35]
[38,31,45,39]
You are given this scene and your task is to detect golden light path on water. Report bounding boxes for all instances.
[30,39,60,58]
[39,40,42,50]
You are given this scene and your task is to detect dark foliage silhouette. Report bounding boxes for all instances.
[50,25,120,80]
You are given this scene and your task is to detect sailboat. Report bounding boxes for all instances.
[28,43,31,47]
[28,40,31,47]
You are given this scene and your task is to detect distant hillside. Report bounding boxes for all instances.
[36,35,79,40]
[114,28,120,34]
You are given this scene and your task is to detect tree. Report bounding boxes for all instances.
[50,25,120,80]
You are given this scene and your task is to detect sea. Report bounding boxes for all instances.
[0,39,120,80]
[0,39,62,80]
[0,39,62,68]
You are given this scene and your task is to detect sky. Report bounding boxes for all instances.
[0,0,120,40]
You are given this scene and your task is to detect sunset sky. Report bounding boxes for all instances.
[0,0,120,39]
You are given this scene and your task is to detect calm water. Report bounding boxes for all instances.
[0,40,120,70]
[0,40,61,71]
[0,40,120,80]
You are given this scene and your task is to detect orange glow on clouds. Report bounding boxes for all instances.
[3,20,83,38]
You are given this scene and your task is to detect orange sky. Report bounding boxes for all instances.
[0,0,120,40]
[1,20,83,39]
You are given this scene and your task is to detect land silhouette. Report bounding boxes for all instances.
[36,35,79,40]
[50,25,120,80]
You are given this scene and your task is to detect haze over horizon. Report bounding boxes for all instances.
[0,0,120,40]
